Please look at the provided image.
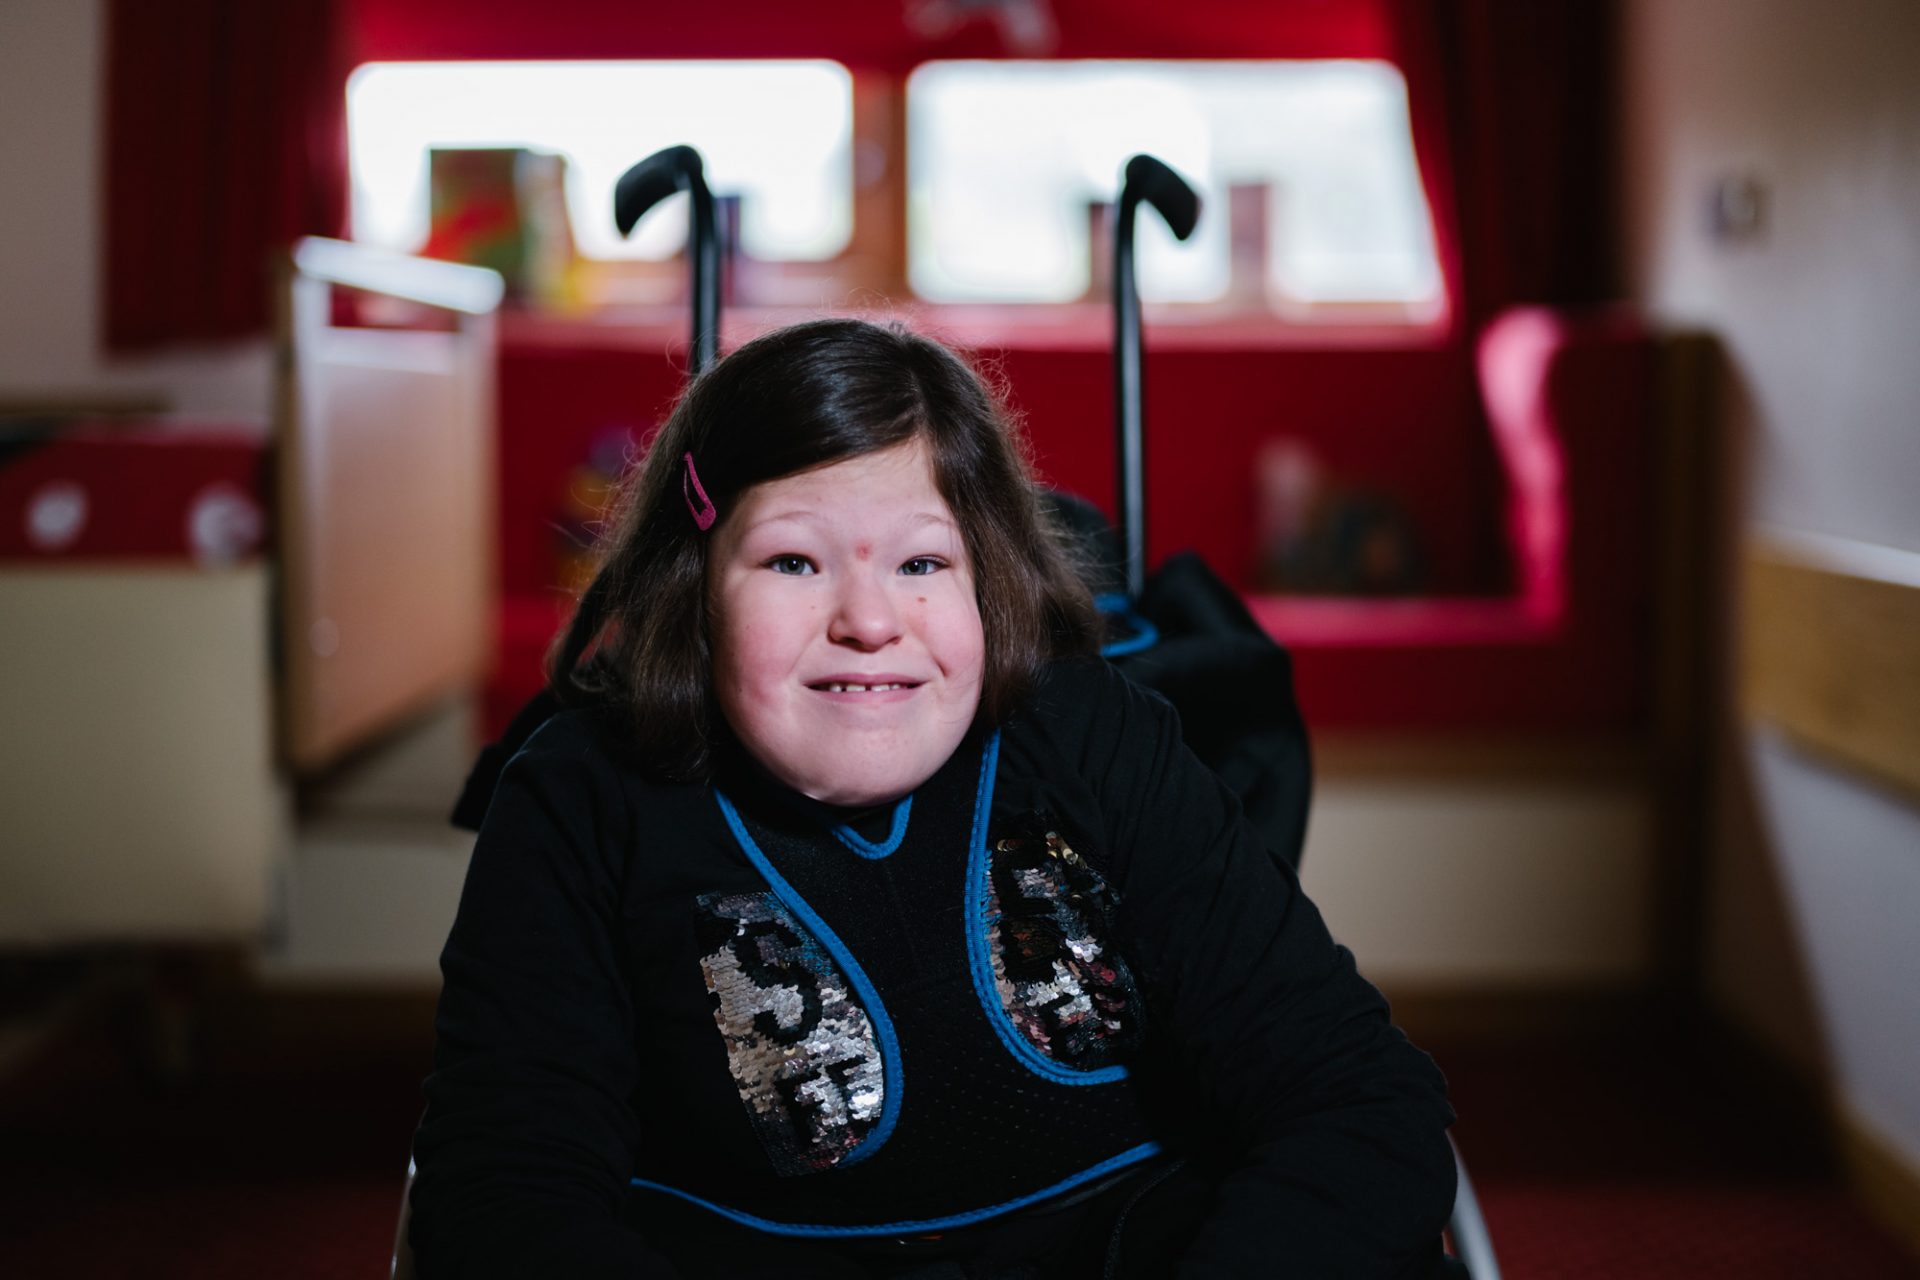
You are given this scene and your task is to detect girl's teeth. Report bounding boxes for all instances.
[826,683,903,692]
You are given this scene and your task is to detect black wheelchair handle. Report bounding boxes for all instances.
[1119,154,1200,243]
[1113,153,1201,599]
[614,144,721,375]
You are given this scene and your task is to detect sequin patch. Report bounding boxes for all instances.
[696,892,885,1176]
[984,829,1143,1070]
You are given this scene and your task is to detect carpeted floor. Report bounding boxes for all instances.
[0,990,1914,1279]
[1435,1031,1918,1278]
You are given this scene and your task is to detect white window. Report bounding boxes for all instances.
[346,61,853,262]
[907,60,1443,317]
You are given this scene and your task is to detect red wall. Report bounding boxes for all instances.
[495,337,1506,607]
[348,0,1393,68]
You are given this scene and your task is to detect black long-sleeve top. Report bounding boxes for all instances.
[411,656,1456,1277]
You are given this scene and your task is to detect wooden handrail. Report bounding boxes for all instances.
[1743,532,1920,801]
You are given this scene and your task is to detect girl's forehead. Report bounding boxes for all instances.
[735,441,955,528]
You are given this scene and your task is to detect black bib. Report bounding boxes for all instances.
[628,729,1161,1236]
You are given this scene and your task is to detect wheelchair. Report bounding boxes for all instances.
[396,146,1501,1280]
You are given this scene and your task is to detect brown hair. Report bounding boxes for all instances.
[551,318,1100,779]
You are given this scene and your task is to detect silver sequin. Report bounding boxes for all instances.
[984,833,1140,1068]
[697,892,885,1176]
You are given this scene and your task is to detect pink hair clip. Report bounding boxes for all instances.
[682,452,717,531]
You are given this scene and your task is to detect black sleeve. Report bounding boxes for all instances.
[409,714,687,1279]
[1032,660,1457,1278]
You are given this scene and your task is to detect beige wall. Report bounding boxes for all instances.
[0,0,271,415]
[1622,0,1920,1170]
[0,568,287,943]
[1303,770,1653,987]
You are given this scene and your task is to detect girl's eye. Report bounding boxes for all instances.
[900,557,946,577]
[766,555,816,576]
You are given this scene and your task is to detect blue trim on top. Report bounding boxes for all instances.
[832,794,912,860]
[629,1139,1163,1238]
[712,791,904,1167]
[1094,591,1160,659]
[963,731,1130,1086]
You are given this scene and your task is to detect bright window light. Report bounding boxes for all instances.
[347,62,853,261]
[908,61,1443,311]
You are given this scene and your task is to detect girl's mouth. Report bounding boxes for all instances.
[810,681,918,693]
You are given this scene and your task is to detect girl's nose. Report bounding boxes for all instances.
[827,569,903,650]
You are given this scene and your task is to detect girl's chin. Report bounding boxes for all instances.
[773,704,981,805]
[795,755,940,808]
[802,773,922,809]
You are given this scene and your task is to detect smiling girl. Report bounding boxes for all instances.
[706,438,985,808]
[410,319,1458,1278]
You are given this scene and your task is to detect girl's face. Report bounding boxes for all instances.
[707,437,986,807]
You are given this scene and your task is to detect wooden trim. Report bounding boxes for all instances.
[1742,538,1920,802]
[1647,333,1725,991]
[846,71,909,300]
[0,394,172,420]
[1838,1101,1920,1262]
[1312,733,1647,783]
[1377,982,1660,1043]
